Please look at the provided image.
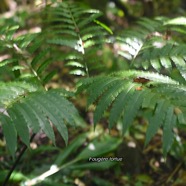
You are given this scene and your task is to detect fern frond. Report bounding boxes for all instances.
[116,17,186,80]
[139,44,186,75]
[45,1,104,53]
[0,88,80,156]
[78,70,186,154]
[43,1,110,76]
[0,0,109,83]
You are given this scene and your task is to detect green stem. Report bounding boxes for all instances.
[3,133,36,186]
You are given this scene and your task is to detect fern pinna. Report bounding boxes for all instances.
[78,16,186,155]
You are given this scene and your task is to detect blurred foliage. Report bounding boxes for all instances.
[0,0,186,186]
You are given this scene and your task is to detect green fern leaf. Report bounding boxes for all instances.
[87,77,120,106]
[142,91,158,109]
[164,17,186,25]
[42,70,58,85]
[150,59,161,71]
[114,70,178,84]
[44,90,78,127]
[25,95,56,144]
[8,106,30,147]
[42,1,109,76]
[66,61,84,68]
[122,90,147,134]
[52,29,78,37]
[94,20,113,34]
[163,106,176,156]
[78,12,103,28]
[16,33,37,49]
[36,58,53,75]
[51,10,71,19]
[116,16,186,78]
[81,26,105,35]
[93,80,127,125]
[28,34,45,54]
[70,69,86,76]
[29,92,68,144]
[174,107,186,124]
[31,49,50,68]
[137,18,161,32]
[48,39,84,54]
[160,57,172,69]
[0,58,17,67]
[145,100,169,146]
[171,56,186,80]
[15,101,40,133]
[160,44,173,56]
[4,25,19,40]
[0,114,17,158]
[76,76,99,93]
[0,82,38,107]
[109,83,137,128]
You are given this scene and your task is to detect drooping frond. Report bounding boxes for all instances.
[0,86,80,157]
[77,70,186,155]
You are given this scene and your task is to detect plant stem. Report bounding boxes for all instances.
[24,158,79,186]
[3,133,36,186]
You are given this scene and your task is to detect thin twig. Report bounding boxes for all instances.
[3,133,36,186]
[166,161,183,183]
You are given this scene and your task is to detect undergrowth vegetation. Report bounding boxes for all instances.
[0,0,186,185]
